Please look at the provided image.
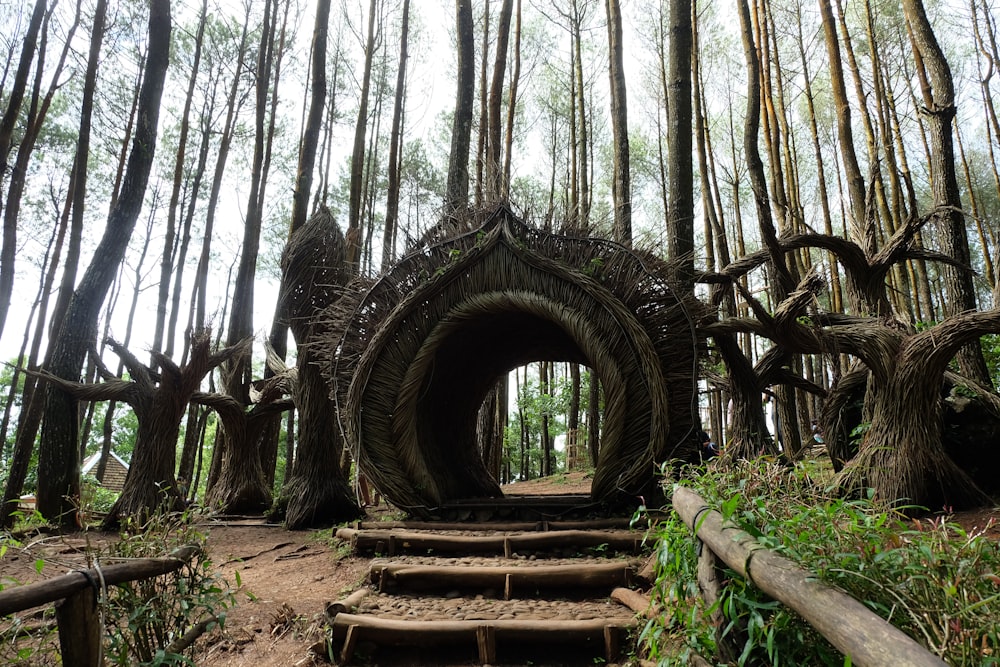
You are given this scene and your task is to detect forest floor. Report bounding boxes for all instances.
[0,471,598,666]
[2,470,998,666]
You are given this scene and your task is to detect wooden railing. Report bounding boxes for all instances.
[0,544,199,666]
[672,487,948,667]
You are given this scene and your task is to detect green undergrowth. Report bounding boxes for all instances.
[101,508,238,665]
[640,460,1000,666]
[2,505,238,666]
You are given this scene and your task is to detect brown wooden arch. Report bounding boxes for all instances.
[325,206,701,516]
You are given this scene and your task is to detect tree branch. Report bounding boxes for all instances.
[28,368,137,403]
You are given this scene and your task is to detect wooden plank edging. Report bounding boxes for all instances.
[353,517,637,531]
[371,561,632,591]
[336,527,642,554]
[671,486,948,667]
[0,544,200,616]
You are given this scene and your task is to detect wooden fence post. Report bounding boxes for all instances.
[55,585,101,667]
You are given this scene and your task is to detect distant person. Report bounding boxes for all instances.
[358,472,381,508]
[698,430,719,460]
[811,419,825,445]
[175,476,191,508]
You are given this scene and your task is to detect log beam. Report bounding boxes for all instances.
[672,486,948,667]
[336,528,643,555]
[331,613,636,663]
[0,545,199,616]
[371,561,633,593]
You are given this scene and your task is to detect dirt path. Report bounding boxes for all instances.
[197,522,369,666]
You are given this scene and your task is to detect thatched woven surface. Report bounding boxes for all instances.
[319,205,701,515]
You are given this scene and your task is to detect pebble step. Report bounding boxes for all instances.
[329,521,651,664]
[330,611,637,664]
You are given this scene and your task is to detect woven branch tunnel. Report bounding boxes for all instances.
[322,206,701,516]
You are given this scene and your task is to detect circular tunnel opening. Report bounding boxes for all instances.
[492,361,600,489]
[414,308,595,499]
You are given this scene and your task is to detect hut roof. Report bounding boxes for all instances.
[321,205,701,515]
[82,451,130,492]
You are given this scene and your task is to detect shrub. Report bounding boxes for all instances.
[102,507,237,666]
[2,503,237,666]
[81,475,118,516]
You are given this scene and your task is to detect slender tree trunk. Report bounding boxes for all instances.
[382,0,409,272]
[587,369,600,467]
[2,0,76,340]
[96,212,155,481]
[796,3,843,314]
[572,2,590,229]
[0,173,72,528]
[210,0,288,511]
[165,101,211,359]
[347,0,378,269]
[152,0,206,359]
[177,404,204,484]
[268,0,332,371]
[568,363,580,467]
[193,10,250,333]
[282,410,294,485]
[666,0,693,289]
[486,0,513,201]
[37,0,171,526]
[445,0,475,214]
[475,0,489,206]
[738,0,792,295]
[902,0,991,386]
[605,0,631,246]
[0,1,47,304]
[502,0,522,190]
[539,363,550,477]
[818,0,871,261]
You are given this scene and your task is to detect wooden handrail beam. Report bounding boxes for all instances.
[0,544,199,616]
[672,486,948,667]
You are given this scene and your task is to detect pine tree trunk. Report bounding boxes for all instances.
[818,0,871,260]
[445,0,475,214]
[193,10,251,331]
[587,370,600,467]
[382,0,410,271]
[666,0,693,289]
[37,0,170,526]
[0,205,70,528]
[902,0,991,386]
[605,0,631,246]
[486,0,513,201]
[152,0,206,359]
[502,0,521,189]
[347,0,378,268]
